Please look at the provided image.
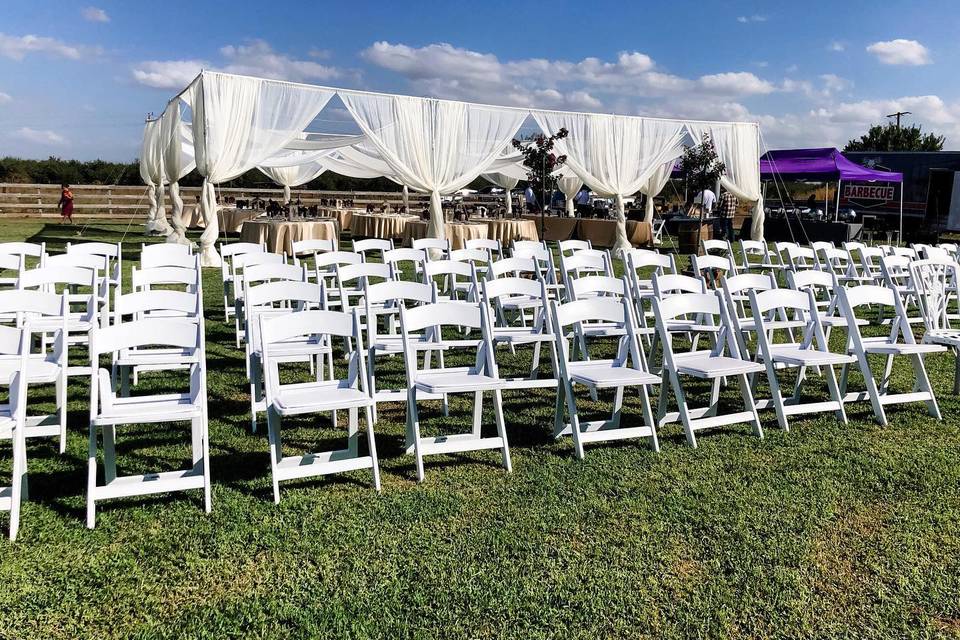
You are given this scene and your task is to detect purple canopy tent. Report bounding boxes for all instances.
[760,147,904,240]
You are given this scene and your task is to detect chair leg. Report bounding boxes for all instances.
[471,391,483,437]
[409,396,425,483]
[347,408,359,457]
[86,423,97,529]
[765,364,790,432]
[103,425,117,484]
[638,385,659,452]
[9,435,24,541]
[266,408,283,504]
[953,350,960,395]
[364,405,381,492]
[610,386,624,429]
[564,383,586,459]
[857,353,888,426]
[492,389,512,472]
[57,372,67,454]
[912,353,942,419]
[824,365,849,424]
[737,373,764,438]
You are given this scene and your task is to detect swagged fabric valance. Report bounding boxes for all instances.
[141,70,763,266]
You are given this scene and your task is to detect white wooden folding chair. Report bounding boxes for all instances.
[484,257,542,324]
[219,241,265,321]
[131,262,201,297]
[313,250,362,310]
[837,284,944,426]
[422,259,477,303]
[399,301,510,481]
[412,237,450,261]
[45,253,111,324]
[558,239,592,257]
[260,310,379,502]
[783,244,817,271]
[383,247,427,281]
[465,238,503,261]
[558,251,612,300]
[141,242,192,269]
[68,241,122,307]
[879,254,922,326]
[230,253,289,346]
[235,261,307,347]
[652,291,765,447]
[739,239,782,272]
[291,239,336,280]
[512,241,563,296]
[549,296,659,458]
[0,291,68,450]
[480,275,558,391]
[18,265,98,377]
[0,327,28,540]
[701,238,733,258]
[110,289,203,394]
[690,253,737,288]
[450,248,493,282]
[910,258,960,394]
[246,280,330,433]
[648,272,716,369]
[748,288,856,431]
[87,317,210,528]
[720,272,795,360]
[363,280,441,422]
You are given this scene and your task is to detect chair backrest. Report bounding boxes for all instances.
[879,255,913,291]
[919,245,951,261]
[18,265,96,290]
[0,242,44,260]
[702,239,731,255]
[783,244,817,271]
[291,239,335,259]
[740,239,774,266]
[749,288,827,352]
[651,291,739,359]
[353,238,393,260]
[0,254,24,276]
[691,254,736,280]
[383,247,427,273]
[220,242,265,258]
[68,242,121,278]
[465,238,503,258]
[90,317,201,358]
[910,258,959,333]
[400,301,495,379]
[811,241,834,255]
[45,252,107,273]
[113,290,200,323]
[243,263,307,287]
[559,251,611,291]
[141,251,198,270]
[511,240,546,257]
[837,283,913,347]
[245,281,325,353]
[652,272,707,298]
[449,248,491,266]
[569,274,628,301]
[487,256,539,280]
[412,238,450,255]
[141,243,191,269]
[234,252,285,270]
[558,239,591,256]
[131,264,200,293]
[550,296,645,372]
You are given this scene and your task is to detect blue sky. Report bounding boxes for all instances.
[2,0,959,160]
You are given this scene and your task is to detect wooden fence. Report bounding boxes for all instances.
[0,183,509,219]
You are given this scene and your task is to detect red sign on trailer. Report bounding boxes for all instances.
[843,184,896,201]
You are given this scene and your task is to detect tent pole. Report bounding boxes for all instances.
[899,184,904,245]
[835,180,841,223]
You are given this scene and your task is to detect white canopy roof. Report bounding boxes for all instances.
[143,70,762,266]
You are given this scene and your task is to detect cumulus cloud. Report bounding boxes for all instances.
[0,33,101,61]
[828,41,846,52]
[866,39,931,65]
[131,39,344,90]
[736,15,767,23]
[0,92,11,104]
[698,72,775,95]
[14,127,66,144]
[81,7,109,22]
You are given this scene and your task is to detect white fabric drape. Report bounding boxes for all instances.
[160,102,197,245]
[533,111,687,253]
[257,163,327,203]
[639,159,677,224]
[139,119,169,235]
[340,91,526,241]
[482,171,522,214]
[554,169,583,217]
[687,122,763,240]
[187,71,335,266]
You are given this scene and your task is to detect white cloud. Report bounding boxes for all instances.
[0,92,11,104]
[828,41,846,52]
[13,127,66,145]
[736,15,767,23]
[132,59,206,89]
[81,7,109,22]
[132,39,343,90]
[698,72,775,95]
[0,33,101,61]
[866,39,931,65]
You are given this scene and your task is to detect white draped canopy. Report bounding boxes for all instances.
[148,70,763,265]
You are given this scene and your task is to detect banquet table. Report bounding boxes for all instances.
[403,221,489,250]
[521,215,578,241]
[239,219,339,255]
[350,213,419,240]
[478,218,539,247]
[576,219,653,248]
[316,207,359,231]
[181,207,261,233]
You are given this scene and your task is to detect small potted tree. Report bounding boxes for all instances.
[512,128,568,239]
[678,135,725,254]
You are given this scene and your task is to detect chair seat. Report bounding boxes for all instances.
[924,330,960,347]
[491,327,553,344]
[673,352,765,378]
[499,295,542,310]
[95,393,202,425]
[862,341,946,355]
[414,369,502,393]
[568,361,659,388]
[0,355,60,384]
[273,381,372,415]
[767,345,856,367]
[665,319,720,333]
[116,348,198,368]
[739,319,808,332]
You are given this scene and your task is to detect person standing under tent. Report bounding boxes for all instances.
[524,185,538,213]
[694,187,716,216]
[58,183,74,224]
[715,189,738,240]
[575,186,591,216]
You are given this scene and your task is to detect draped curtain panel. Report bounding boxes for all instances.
[687,122,763,240]
[160,101,197,245]
[139,118,169,235]
[187,71,335,266]
[257,162,328,203]
[532,111,687,253]
[340,91,526,242]
[482,171,522,214]
[555,171,584,217]
[640,158,677,224]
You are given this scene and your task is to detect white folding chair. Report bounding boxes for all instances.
[412,237,450,260]
[219,241,266,321]
[383,247,427,281]
[260,310,380,502]
[739,239,782,272]
[353,238,394,263]
[690,253,737,287]
[558,251,612,301]
[131,262,201,297]
[141,242,192,269]
[652,292,765,447]
[549,296,659,458]
[910,259,960,394]
[399,302,510,481]
[87,318,210,528]
[748,288,855,431]
[422,259,477,303]
[0,327,28,540]
[558,239,592,257]
[313,250,362,310]
[465,238,503,261]
[720,272,795,360]
[450,248,493,281]
[291,239,336,279]
[512,241,563,295]
[246,281,330,433]
[68,241,122,306]
[0,291,68,450]
[231,254,290,347]
[837,284,944,426]
[783,244,817,271]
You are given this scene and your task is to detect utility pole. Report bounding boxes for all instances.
[886,111,911,127]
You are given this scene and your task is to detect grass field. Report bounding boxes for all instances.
[1,219,959,639]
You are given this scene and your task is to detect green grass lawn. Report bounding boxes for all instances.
[1,219,960,639]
